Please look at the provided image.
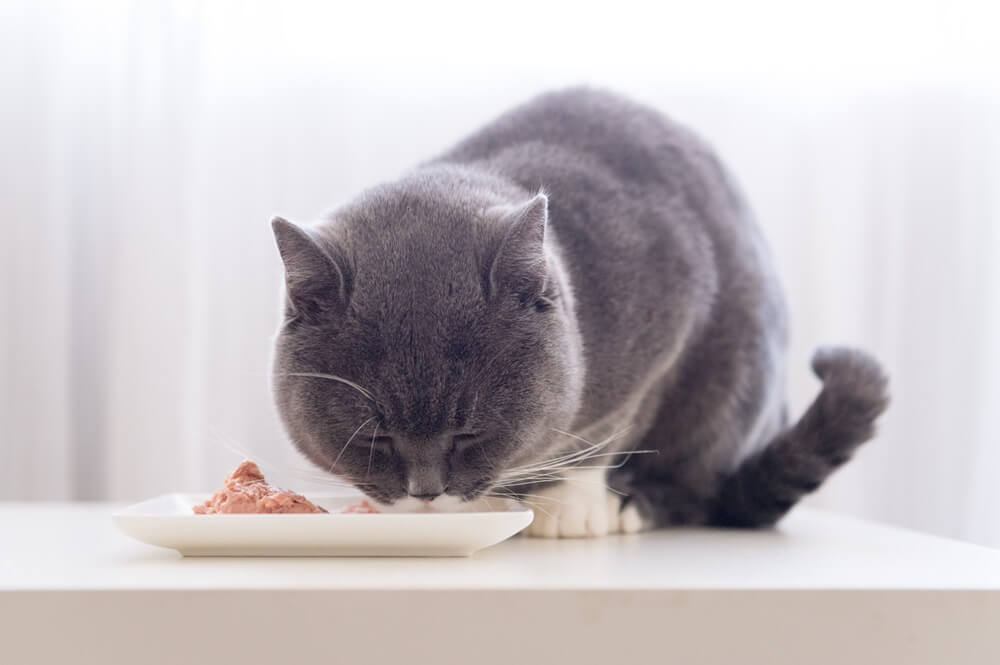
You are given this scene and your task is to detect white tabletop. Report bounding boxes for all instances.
[2,503,999,665]
[2,502,999,590]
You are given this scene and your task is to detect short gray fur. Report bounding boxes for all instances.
[270,88,889,528]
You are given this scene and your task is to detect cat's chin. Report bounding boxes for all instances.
[372,494,513,513]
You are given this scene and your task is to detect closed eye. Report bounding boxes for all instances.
[451,433,480,450]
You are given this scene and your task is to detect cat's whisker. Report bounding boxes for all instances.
[206,429,329,480]
[246,464,353,484]
[502,450,657,478]
[511,443,617,470]
[535,450,657,467]
[552,476,629,497]
[510,458,652,477]
[210,436,355,488]
[232,464,356,487]
[499,426,644,482]
[328,416,376,475]
[492,474,564,486]
[551,424,633,450]
[276,372,379,405]
[501,450,604,478]
[494,472,562,481]
[493,491,569,505]
[533,435,610,464]
[366,422,379,478]
[505,426,632,474]
[547,426,612,448]
[487,491,554,518]
[500,456,633,481]
[495,475,629,497]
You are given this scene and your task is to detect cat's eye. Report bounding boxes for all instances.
[534,296,555,312]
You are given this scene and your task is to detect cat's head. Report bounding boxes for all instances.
[271,170,583,508]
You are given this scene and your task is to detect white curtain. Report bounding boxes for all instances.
[2,0,998,546]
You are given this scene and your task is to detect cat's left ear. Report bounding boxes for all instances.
[271,216,349,321]
[487,193,548,303]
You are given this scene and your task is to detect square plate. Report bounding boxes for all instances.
[112,494,534,557]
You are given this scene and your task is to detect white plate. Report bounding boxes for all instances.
[112,494,534,557]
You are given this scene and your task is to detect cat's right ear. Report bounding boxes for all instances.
[271,217,348,321]
[486,193,549,304]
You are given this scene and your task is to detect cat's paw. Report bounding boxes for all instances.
[521,469,646,538]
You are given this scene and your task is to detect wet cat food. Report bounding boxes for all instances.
[193,460,328,514]
[338,499,379,514]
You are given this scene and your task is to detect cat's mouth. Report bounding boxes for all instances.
[374,494,482,513]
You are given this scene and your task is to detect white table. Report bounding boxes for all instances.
[2,503,999,664]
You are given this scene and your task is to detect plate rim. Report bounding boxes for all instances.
[110,493,535,557]
[112,492,535,519]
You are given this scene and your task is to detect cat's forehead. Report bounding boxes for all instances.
[331,165,513,248]
[350,190,484,241]
[338,196,490,302]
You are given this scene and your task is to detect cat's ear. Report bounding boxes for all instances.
[271,216,348,320]
[487,193,549,303]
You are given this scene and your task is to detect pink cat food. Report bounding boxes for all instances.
[193,460,328,514]
[339,499,379,514]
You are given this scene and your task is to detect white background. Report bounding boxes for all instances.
[2,0,999,546]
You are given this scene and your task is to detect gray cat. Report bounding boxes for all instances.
[270,88,889,537]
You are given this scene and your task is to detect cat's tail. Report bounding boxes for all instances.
[709,347,889,528]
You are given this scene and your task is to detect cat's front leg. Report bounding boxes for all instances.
[521,468,646,538]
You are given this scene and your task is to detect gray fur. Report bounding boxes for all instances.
[271,88,889,527]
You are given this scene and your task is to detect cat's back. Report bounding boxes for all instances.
[437,87,722,200]
[435,88,756,275]
[432,88,786,431]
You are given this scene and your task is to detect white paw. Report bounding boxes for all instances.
[522,468,646,538]
[619,500,643,534]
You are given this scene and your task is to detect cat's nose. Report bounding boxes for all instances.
[407,477,445,501]
[403,439,449,500]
